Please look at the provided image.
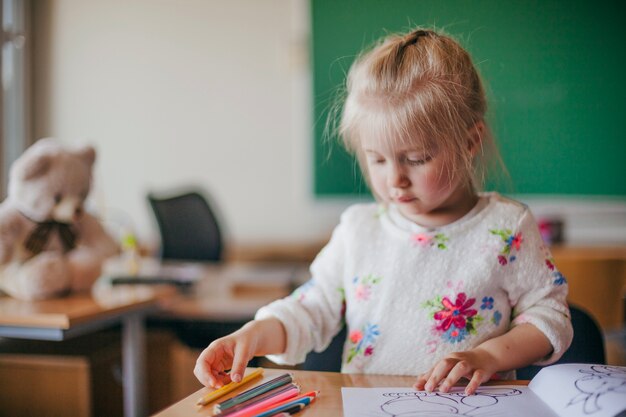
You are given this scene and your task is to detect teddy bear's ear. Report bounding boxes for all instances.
[75,146,96,167]
[17,153,54,180]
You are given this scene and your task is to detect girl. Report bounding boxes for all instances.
[194,28,573,395]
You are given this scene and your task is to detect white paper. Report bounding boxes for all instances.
[341,364,626,417]
[342,386,558,417]
[529,363,626,417]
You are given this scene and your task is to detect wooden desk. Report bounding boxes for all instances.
[151,368,527,417]
[154,262,304,322]
[551,245,626,330]
[0,286,168,417]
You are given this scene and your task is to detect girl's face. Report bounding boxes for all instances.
[362,137,477,228]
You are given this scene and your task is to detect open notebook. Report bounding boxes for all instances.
[342,363,626,417]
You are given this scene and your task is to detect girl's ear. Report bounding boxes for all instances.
[467,121,485,156]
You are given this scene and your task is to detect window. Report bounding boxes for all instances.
[1,0,29,198]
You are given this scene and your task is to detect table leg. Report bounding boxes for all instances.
[123,313,147,417]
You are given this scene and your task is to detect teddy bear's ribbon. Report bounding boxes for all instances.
[24,221,77,255]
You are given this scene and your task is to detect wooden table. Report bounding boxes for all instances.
[151,368,527,417]
[0,286,169,417]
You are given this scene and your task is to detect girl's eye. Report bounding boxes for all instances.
[367,157,385,165]
[406,155,432,166]
[54,193,62,203]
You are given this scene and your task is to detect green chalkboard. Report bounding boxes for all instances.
[312,0,626,197]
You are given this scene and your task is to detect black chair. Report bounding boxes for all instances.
[517,304,606,379]
[147,190,223,262]
[301,326,346,372]
[301,305,606,377]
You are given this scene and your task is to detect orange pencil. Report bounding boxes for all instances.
[196,368,264,407]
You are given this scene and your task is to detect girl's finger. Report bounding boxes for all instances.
[198,342,232,388]
[425,359,455,392]
[230,340,253,383]
[414,371,431,390]
[195,358,217,387]
[211,369,231,388]
[439,360,471,393]
[193,362,210,387]
[464,369,487,395]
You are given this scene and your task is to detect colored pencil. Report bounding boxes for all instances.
[251,392,319,417]
[216,373,293,412]
[218,384,300,416]
[227,391,319,417]
[264,404,304,416]
[218,387,304,417]
[196,368,264,407]
[217,383,299,415]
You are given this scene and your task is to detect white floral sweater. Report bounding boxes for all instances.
[256,193,573,377]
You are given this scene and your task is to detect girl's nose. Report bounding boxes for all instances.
[388,163,410,188]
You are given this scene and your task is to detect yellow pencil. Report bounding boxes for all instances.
[196,368,264,407]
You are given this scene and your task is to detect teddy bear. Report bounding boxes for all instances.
[0,138,119,300]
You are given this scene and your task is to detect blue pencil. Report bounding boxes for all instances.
[264,403,305,416]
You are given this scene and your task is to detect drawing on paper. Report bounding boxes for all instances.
[379,387,522,416]
[567,365,626,415]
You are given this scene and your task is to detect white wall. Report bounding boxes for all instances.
[30,0,626,248]
[32,0,357,248]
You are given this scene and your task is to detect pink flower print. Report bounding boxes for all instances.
[446,280,464,292]
[433,293,477,331]
[410,232,448,250]
[355,284,371,301]
[352,274,381,302]
[498,255,508,265]
[411,233,432,246]
[347,323,380,364]
[545,258,555,270]
[349,329,363,344]
[423,292,484,344]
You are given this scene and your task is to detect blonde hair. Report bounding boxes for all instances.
[338,28,505,191]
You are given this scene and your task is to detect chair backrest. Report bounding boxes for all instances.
[517,304,606,379]
[301,326,346,372]
[147,190,223,262]
[302,305,606,377]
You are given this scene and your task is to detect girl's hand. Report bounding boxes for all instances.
[414,348,498,395]
[193,318,286,388]
[193,326,259,388]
